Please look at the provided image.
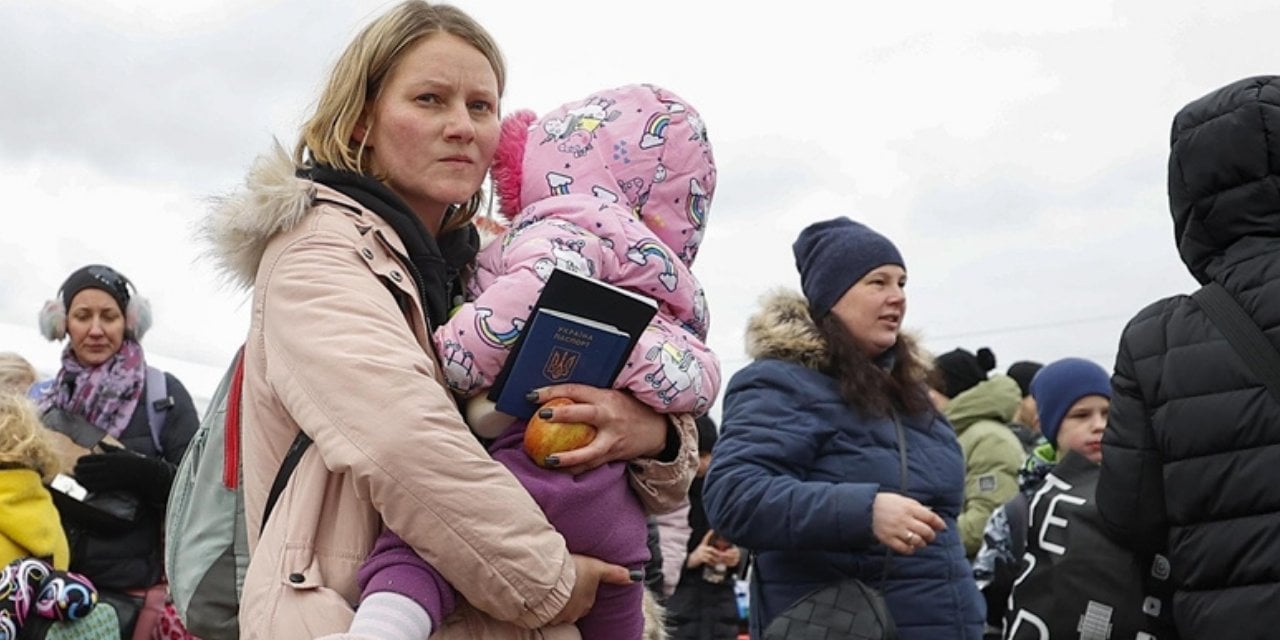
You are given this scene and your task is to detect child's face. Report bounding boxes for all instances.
[1054,395,1109,463]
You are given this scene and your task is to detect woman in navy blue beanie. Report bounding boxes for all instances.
[703,216,984,639]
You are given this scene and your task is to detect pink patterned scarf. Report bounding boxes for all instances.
[38,339,145,439]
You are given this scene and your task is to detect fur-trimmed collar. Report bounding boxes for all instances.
[744,288,926,371]
[200,142,315,290]
[744,289,831,370]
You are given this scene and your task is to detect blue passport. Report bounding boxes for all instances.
[490,268,659,419]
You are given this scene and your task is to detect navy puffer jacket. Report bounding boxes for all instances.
[1097,75,1280,639]
[702,290,983,640]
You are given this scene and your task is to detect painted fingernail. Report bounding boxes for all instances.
[544,455,560,468]
[538,408,554,419]
[628,569,644,583]
[525,391,540,402]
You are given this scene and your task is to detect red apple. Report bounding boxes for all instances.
[524,397,597,467]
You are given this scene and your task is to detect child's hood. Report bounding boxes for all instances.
[494,84,716,266]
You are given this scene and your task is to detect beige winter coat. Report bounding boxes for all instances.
[202,146,697,639]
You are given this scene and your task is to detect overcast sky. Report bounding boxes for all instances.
[2,0,1272,415]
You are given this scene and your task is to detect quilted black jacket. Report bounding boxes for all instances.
[1096,75,1280,639]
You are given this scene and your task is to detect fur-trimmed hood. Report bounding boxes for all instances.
[200,142,315,290]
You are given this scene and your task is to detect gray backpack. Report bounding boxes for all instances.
[164,348,311,639]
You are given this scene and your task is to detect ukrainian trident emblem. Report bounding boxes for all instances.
[543,347,580,382]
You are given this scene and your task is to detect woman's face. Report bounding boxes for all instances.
[363,32,500,233]
[1054,395,1109,463]
[829,265,907,358]
[66,288,125,367]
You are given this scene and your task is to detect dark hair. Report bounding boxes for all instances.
[695,414,719,454]
[817,314,933,418]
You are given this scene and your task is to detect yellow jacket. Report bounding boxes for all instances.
[0,468,69,569]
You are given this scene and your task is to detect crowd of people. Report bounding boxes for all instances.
[2,2,1279,639]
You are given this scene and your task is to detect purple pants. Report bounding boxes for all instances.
[359,419,649,639]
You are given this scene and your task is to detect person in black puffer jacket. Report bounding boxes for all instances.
[1096,74,1280,640]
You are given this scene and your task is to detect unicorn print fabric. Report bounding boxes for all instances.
[437,83,720,414]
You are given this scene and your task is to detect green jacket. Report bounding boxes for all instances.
[944,374,1024,557]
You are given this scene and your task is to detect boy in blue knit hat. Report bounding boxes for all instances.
[971,358,1173,639]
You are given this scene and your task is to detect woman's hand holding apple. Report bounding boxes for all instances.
[524,397,598,468]
[525,383,670,475]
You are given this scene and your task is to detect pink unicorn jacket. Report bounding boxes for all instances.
[435,83,720,415]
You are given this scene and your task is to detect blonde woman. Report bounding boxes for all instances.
[202,2,697,638]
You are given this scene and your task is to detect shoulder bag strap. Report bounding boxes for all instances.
[893,416,908,492]
[881,415,909,582]
[1192,281,1280,401]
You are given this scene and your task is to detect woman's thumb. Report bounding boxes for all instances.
[600,562,638,586]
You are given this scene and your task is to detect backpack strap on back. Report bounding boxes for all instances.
[145,365,173,455]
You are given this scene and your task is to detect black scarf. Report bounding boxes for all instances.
[302,165,479,328]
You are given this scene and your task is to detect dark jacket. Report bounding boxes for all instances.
[702,291,983,640]
[61,371,199,590]
[667,476,740,640]
[1008,451,1174,639]
[1096,75,1280,639]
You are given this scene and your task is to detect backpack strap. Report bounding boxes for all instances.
[1007,491,1030,561]
[1192,281,1280,401]
[145,365,172,455]
[224,345,314,534]
[263,431,313,534]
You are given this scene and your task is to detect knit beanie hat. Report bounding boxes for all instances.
[792,217,904,319]
[934,347,996,398]
[60,264,131,313]
[1006,360,1044,398]
[1030,357,1112,445]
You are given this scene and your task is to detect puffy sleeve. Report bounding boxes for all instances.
[702,361,880,552]
[433,219,611,396]
[627,412,699,515]
[1097,300,1170,549]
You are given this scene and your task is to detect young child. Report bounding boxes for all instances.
[971,358,1172,639]
[0,353,37,397]
[0,392,99,636]
[346,84,720,640]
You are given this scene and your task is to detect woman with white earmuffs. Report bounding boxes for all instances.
[34,263,200,640]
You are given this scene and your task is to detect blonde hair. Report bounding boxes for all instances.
[0,393,60,482]
[0,352,37,396]
[296,0,506,234]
